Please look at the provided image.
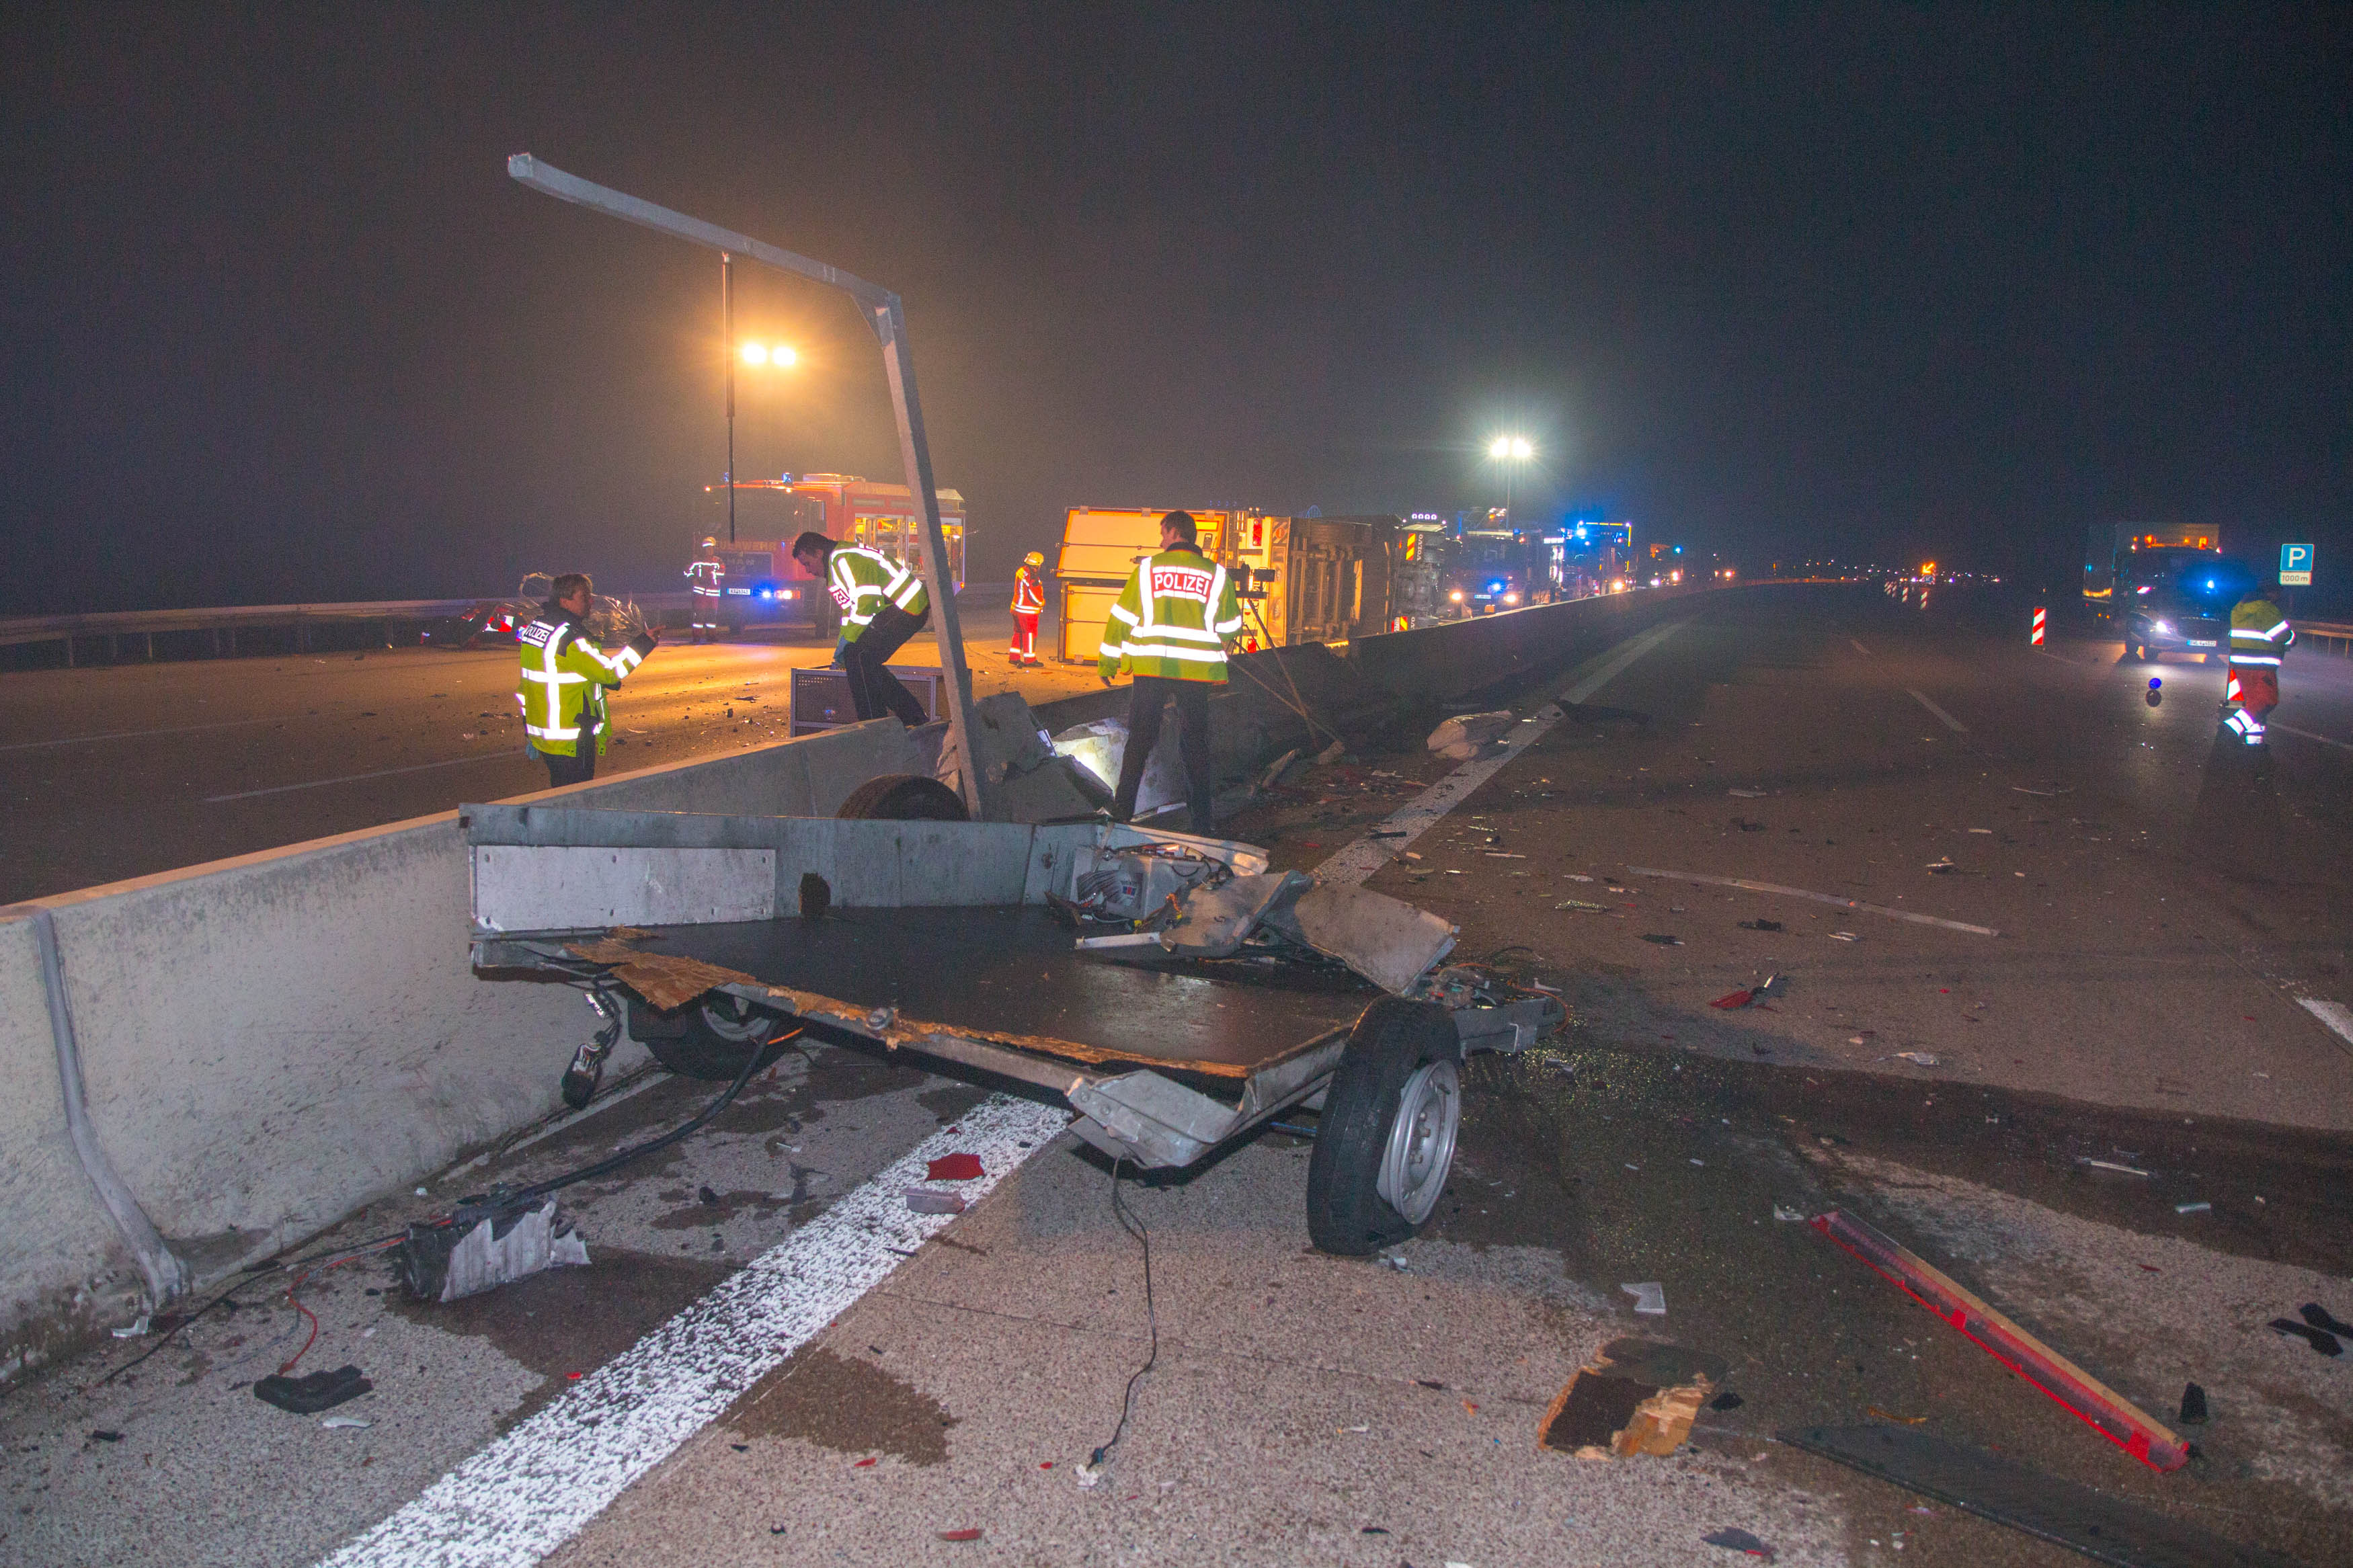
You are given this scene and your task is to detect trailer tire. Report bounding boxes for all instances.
[1305,998,1461,1256]
[632,993,795,1081]
[836,773,969,821]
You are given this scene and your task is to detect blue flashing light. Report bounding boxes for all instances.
[1489,580,1506,592]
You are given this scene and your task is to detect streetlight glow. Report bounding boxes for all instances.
[1510,437,1531,459]
[1489,436,1511,458]
[741,341,796,367]
[742,341,767,366]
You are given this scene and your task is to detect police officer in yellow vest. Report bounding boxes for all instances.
[793,531,933,727]
[1099,511,1245,835]
[516,573,660,788]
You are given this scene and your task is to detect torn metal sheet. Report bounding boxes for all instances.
[1261,880,1458,995]
[397,1199,589,1305]
[1157,871,1312,959]
[1780,1423,2299,1568]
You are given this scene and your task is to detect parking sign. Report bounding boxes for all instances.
[2280,542,2313,586]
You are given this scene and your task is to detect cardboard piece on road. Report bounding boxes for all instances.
[1539,1338,1725,1460]
[1810,1210,2188,1471]
[1781,1423,2300,1568]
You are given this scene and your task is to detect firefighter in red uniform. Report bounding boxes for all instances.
[1010,550,1046,666]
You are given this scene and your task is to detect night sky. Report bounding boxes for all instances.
[3,4,2346,615]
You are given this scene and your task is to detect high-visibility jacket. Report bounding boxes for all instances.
[2228,597,2291,667]
[1012,564,1045,615]
[516,609,655,757]
[826,545,928,641]
[1099,547,1244,682]
[686,555,725,597]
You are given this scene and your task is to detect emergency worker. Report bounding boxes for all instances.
[516,573,660,788]
[1010,550,1047,666]
[1098,511,1244,835]
[685,536,725,642]
[792,531,932,727]
[2223,583,2294,746]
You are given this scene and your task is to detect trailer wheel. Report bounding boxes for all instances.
[1306,998,1462,1256]
[635,993,795,1081]
[836,773,969,821]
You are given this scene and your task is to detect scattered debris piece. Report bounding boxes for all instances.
[1563,873,1595,882]
[1417,1379,1447,1391]
[1728,788,1767,798]
[1702,1526,1777,1560]
[2179,1384,2207,1425]
[1556,899,1608,912]
[397,1196,589,1303]
[1737,919,1784,932]
[1427,710,1515,759]
[2174,1201,2211,1215]
[1924,858,1956,874]
[321,1415,373,1430]
[1827,931,1860,942]
[89,1430,123,1443]
[938,1528,983,1542]
[2009,786,2069,796]
[1710,1391,1745,1411]
[1621,1282,1668,1316]
[1538,1339,1723,1459]
[2079,1158,2152,1177]
[926,1153,985,1182]
[1892,1051,1938,1067]
[904,1189,967,1215]
[1732,819,1767,833]
[1772,1205,1808,1223]
[1866,1406,1928,1426]
[1640,934,1684,946]
[1782,1423,2298,1567]
[1810,1210,2188,1470]
[2301,1303,2353,1337]
[698,1185,719,1206]
[2269,1319,2342,1356]
[852,1456,878,1469]
[253,1365,372,1415]
[1710,989,1756,1010]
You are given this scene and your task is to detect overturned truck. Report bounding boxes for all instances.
[464,798,1561,1256]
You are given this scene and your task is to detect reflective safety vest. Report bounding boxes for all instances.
[516,610,655,757]
[1012,564,1045,615]
[2229,598,2291,667]
[826,545,928,641]
[1099,547,1244,683]
[686,555,725,597]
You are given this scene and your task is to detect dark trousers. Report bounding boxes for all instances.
[838,604,931,726]
[1114,676,1215,836]
[541,747,596,788]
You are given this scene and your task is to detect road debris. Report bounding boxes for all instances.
[2179,1384,2207,1425]
[926,1153,984,1182]
[2269,1319,2342,1356]
[938,1528,983,1542]
[1710,989,1757,1009]
[1710,1391,1745,1410]
[1732,818,1767,832]
[1924,857,1956,873]
[1702,1526,1777,1559]
[2174,1201,2211,1214]
[1827,931,1860,942]
[1621,1282,1667,1315]
[1772,1205,1809,1222]
[1737,918,1784,932]
[1810,1210,2188,1470]
[904,1189,967,1215]
[253,1364,372,1415]
[2302,1302,2353,1336]
[1427,710,1515,760]
[321,1415,373,1430]
[1556,899,1607,911]
[1892,1051,1939,1067]
[2079,1158,2152,1177]
[1728,788,1767,798]
[1538,1338,1723,1459]
[1640,934,1684,946]
[1866,1406,1928,1425]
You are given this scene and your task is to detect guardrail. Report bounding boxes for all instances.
[2298,620,2353,657]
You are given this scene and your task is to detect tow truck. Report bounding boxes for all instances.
[2083,524,2249,663]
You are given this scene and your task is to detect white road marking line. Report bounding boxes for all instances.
[202,751,516,802]
[1623,866,1999,937]
[1316,620,1688,887]
[319,1093,1070,1568]
[1907,688,1968,733]
[1849,639,1872,657]
[2299,998,2353,1056]
[0,714,284,753]
[2272,723,2353,753]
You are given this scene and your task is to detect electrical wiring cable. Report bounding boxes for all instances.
[1082,1157,1160,1481]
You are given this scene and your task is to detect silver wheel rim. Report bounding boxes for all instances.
[698,993,770,1042]
[1377,1058,1461,1225]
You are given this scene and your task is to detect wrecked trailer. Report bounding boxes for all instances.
[461,800,1562,1255]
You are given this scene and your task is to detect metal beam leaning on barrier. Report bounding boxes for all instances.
[505,153,990,819]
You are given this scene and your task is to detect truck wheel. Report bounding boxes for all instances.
[1306,998,1462,1256]
[836,773,968,821]
[632,992,794,1081]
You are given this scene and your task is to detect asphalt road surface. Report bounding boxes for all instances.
[6,586,2352,1567]
[0,600,1098,906]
